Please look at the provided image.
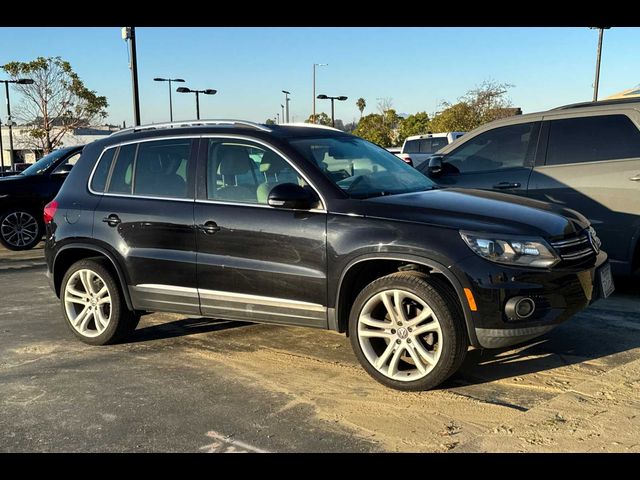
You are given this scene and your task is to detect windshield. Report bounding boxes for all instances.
[289,136,436,199]
[20,148,76,176]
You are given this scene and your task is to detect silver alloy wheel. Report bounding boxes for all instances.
[64,269,112,338]
[1,211,39,248]
[357,289,443,382]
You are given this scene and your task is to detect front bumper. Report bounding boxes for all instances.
[451,250,609,349]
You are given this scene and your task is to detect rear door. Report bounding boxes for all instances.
[527,113,640,270]
[425,122,540,196]
[91,137,199,314]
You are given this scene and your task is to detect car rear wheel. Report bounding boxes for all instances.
[61,259,139,345]
[349,272,468,391]
[0,209,42,251]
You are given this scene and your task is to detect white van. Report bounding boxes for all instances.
[400,132,465,167]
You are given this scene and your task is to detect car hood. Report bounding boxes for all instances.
[363,188,589,239]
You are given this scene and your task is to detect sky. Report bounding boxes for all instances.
[0,27,638,127]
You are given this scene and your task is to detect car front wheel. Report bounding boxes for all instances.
[0,209,42,251]
[349,272,468,391]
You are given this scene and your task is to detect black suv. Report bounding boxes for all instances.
[44,121,613,391]
[0,145,83,250]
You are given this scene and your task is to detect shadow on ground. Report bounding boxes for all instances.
[128,317,250,343]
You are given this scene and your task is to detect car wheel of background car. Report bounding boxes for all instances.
[60,258,140,346]
[349,272,468,391]
[0,209,43,251]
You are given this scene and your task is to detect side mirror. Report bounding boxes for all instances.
[427,156,443,176]
[268,183,316,210]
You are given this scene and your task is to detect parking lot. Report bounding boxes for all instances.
[1,243,639,453]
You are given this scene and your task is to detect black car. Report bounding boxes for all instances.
[0,145,84,250]
[43,121,612,391]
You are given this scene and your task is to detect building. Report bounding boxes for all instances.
[0,124,120,170]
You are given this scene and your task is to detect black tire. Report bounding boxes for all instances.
[0,208,43,251]
[348,272,468,391]
[60,258,139,345]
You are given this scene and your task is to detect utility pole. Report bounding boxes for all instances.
[122,27,141,126]
[591,27,610,102]
[0,118,4,172]
[282,91,290,123]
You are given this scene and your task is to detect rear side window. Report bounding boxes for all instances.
[90,148,115,192]
[546,114,640,166]
[133,139,192,198]
[403,139,420,153]
[106,144,136,194]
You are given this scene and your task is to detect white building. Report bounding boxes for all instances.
[0,125,120,169]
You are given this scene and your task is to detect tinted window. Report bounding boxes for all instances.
[52,151,82,174]
[90,148,115,192]
[20,147,77,176]
[133,139,192,198]
[444,123,536,174]
[420,138,448,153]
[107,144,136,194]
[546,115,640,166]
[289,136,435,199]
[403,139,420,153]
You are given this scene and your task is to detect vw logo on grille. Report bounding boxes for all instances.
[587,227,600,254]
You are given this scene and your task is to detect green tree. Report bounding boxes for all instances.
[305,112,332,126]
[353,113,393,147]
[429,103,476,132]
[2,56,108,153]
[265,118,276,125]
[356,97,366,119]
[397,111,431,144]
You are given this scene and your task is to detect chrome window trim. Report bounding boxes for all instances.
[87,135,199,199]
[86,134,329,212]
[199,134,328,212]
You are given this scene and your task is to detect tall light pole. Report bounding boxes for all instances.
[0,117,4,172]
[317,94,348,127]
[121,27,141,126]
[1,78,34,169]
[276,113,280,124]
[176,87,217,120]
[282,90,290,123]
[280,104,285,122]
[590,27,610,102]
[313,63,327,124]
[154,77,185,121]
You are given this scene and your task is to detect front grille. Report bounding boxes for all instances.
[550,230,596,265]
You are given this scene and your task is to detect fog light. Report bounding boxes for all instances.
[505,297,535,320]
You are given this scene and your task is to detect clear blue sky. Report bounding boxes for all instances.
[0,27,638,126]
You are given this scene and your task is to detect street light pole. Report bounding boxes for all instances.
[0,118,4,172]
[2,78,34,169]
[592,27,610,102]
[282,91,290,123]
[317,94,348,128]
[176,87,217,120]
[313,63,327,124]
[280,104,285,122]
[154,78,185,121]
[195,91,200,120]
[276,113,280,124]
[122,27,141,126]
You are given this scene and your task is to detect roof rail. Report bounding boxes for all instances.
[278,122,343,132]
[551,97,640,111]
[110,119,272,136]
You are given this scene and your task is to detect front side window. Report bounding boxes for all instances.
[546,115,640,166]
[206,139,304,204]
[289,136,436,199]
[444,122,537,174]
[133,139,192,198]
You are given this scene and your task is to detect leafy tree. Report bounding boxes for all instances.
[397,111,431,145]
[2,56,108,153]
[356,97,366,119]
[265,118,276,125]
[430,80,516,132]
[305,112,332,126]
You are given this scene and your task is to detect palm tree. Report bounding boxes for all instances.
[356,98,366,119]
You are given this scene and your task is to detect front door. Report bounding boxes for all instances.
[427,122,540,196]
[194,137,328,327]
[92,138,199,314]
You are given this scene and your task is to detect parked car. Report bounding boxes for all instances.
[0,145,84,250]
[399,132,465,167]
[417,98,640,276]
[44,120,611,391]
[386,146,413,166]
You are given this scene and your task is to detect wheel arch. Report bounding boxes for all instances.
[334,253,479,347]
[53,243,134,311]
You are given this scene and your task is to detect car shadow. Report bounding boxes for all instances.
[128,317,250,343]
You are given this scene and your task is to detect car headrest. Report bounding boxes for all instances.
[259,151,290,174]
[218,146,252,176]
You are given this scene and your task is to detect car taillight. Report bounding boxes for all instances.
[44,200,58,224]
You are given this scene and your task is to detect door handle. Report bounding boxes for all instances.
[102,214,121,227]
[493,182,521,190]
[198,221,220,235]
[629,174,640,181]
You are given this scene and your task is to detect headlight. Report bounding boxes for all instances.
[460,231,560,268]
